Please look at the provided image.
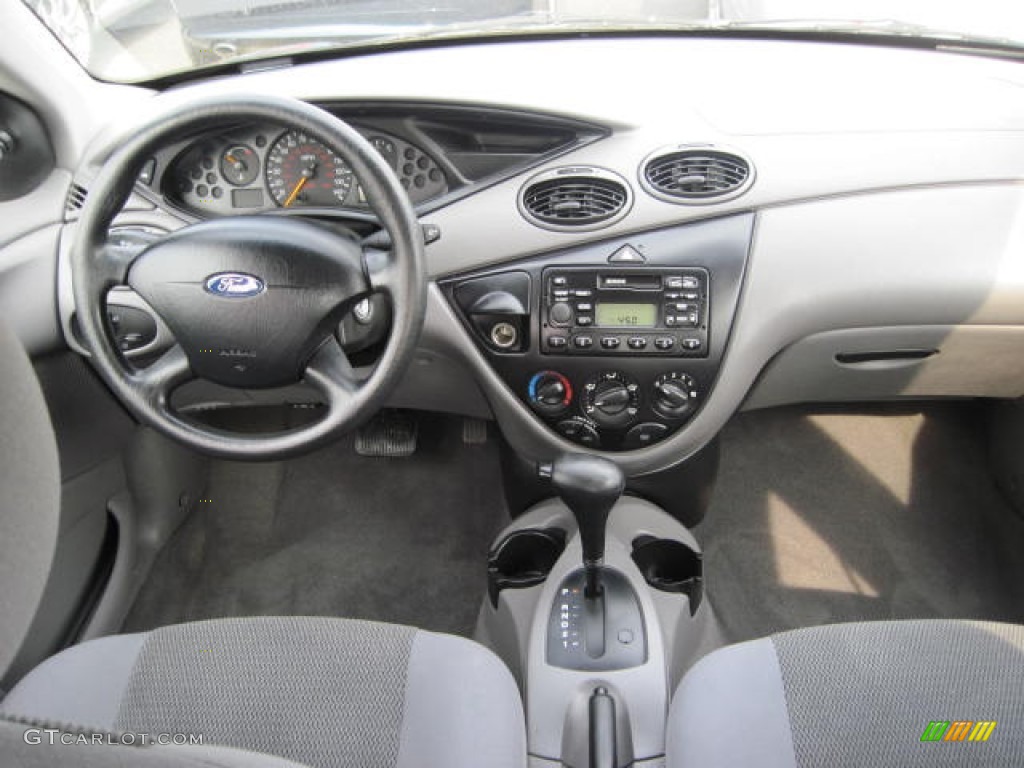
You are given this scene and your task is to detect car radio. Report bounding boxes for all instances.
[540,267,709,357]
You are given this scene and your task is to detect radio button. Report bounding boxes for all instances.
[600,337,621,349]
[682,276,700,289]
[553,289,569,300]
[665,292,682,300]
[673,302,698,312]
[681,338,702,351]
[552,276,568,287]
[577,316,594,326]
[665,276,684,289]
[682,291,700,301]
[550,302,573,326]
[576,302,593,312]
[573,289,593,298]
[627,337,648,350]
[548,335,568,349]
[654,337,675,350]
[573,335,594,349]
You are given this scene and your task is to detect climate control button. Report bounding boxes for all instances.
[556,418,600,448]
[583,371,640,429]
[624,422,669,449]
[652,372,699,419]
[528,371,573,416]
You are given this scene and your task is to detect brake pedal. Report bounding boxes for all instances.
[355,410,418,457]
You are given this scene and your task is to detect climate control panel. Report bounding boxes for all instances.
[440,214,753,452]
[526,367,701,450]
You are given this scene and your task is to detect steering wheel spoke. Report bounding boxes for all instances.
[95,229,163,286]
[129,343,193,407]
[304,337,360,410]
[363,247,396,294]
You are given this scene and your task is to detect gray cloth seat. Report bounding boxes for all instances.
[2,615,526,768]
[667,619,1024,767]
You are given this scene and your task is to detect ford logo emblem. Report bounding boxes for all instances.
[204,273,265,298]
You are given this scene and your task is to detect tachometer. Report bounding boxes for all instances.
[266,130,354,207]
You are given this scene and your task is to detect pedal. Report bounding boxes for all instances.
[355,410,418,457]
[462,417,489,445]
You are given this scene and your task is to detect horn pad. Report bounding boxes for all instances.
[127,217,368,388]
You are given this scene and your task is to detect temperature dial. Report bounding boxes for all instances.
[528,371,573,416]
[583,371,640,429]
[652,372,699,419]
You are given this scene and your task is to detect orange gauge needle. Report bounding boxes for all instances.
[283,176,307,207]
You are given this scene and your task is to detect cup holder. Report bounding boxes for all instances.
[487,528,566,607]
[630,535,704,615]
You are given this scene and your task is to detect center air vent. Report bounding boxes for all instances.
[519,167,632,232]
[641,145,754,204]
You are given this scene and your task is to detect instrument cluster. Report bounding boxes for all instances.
[164,124,448,216]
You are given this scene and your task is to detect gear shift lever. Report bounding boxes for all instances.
[539,453,625,598]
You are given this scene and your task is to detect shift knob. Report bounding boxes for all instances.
[539,453,625,596]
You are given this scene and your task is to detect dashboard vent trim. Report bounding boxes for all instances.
[640,145,754,205]
[518,166,632,232]
[65,182,88,213]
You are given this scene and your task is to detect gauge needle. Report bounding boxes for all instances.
[283,176,307,207]
[283,163,316,207]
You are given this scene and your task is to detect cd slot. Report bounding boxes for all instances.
[598,274,662,291]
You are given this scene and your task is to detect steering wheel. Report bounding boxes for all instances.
[71,94,427,460]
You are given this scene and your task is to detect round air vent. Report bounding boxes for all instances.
[640,145,754,204]
[519,166,632,232]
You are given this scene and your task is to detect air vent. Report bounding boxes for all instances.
[641,146,754,204]
[519,167,632,232]
[65,182,88,213]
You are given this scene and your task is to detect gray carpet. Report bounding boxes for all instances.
[696,404,1024,644]
[123,413,508,636]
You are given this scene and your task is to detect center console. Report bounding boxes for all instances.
[477,453,714,767]
[439,214,752,452]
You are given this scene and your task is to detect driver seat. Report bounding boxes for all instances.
[0,320,526,768]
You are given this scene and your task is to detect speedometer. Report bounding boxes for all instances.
[265,130,354,207]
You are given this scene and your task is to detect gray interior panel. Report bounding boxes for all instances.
[744,325,1024,410]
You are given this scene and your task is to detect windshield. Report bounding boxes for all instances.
[21,0,1024,83]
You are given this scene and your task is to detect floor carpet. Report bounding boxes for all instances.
[696,404,1024,644]
[123,412,508,636]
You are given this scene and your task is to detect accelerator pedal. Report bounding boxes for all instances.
[355,410,418,457]
[462,417,489,445]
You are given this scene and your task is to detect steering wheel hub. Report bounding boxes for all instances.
[127,217,370,388]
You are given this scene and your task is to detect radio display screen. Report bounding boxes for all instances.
[595,303,657,327]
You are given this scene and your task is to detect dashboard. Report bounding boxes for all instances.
[13,33,1024,475]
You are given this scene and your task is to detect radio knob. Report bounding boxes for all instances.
[653,373,699,419]
[549,301,573,326]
